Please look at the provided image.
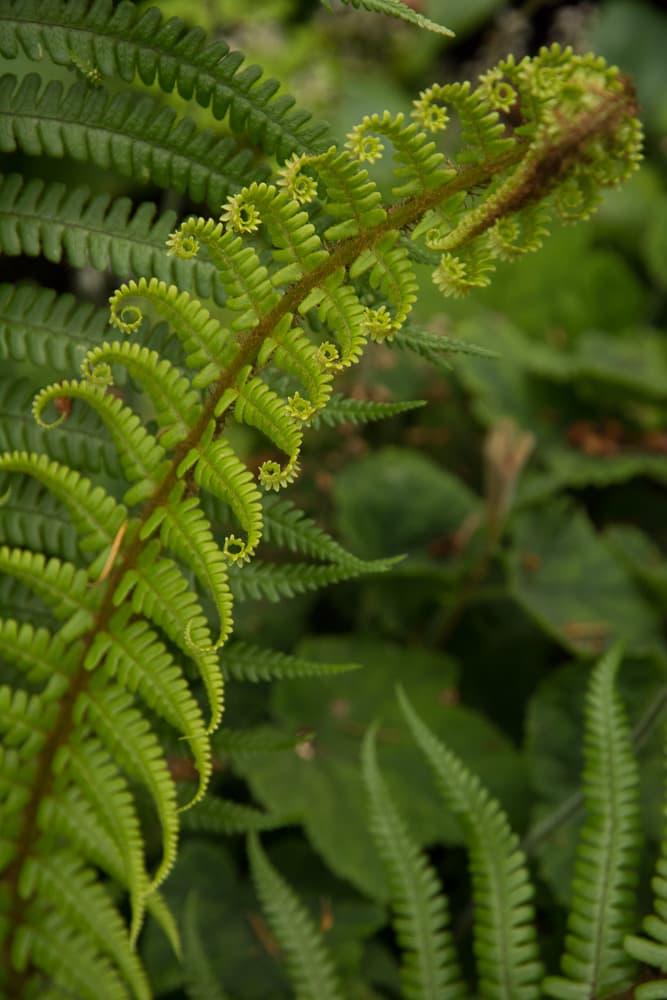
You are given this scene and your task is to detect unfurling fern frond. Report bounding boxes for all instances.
[247,833,345,1000]
[362,723,465,1000]
[0,11,644,995]
[398,688,544,999]
[543,646,641,999]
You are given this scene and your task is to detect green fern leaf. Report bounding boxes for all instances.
[0,174,226,304]
[82,340,202,449]
[310,393,426,429]
[0,476,79,561]
[0,378,121,477]
[182,893,232,1000]
[228,555,400,602]
[261,495,370,567]
[221,640,361,682]
[181,797,292,836]
[0,546,96,635]
[109,278,233,388]
[624,732,667,996]
[399,687,543,1000]
[247,832,344,1000]
[192,437,264,562]
[79,683,178,891]
[323,0,454,37]
[0,72,269,210]
[0,284,111,375]
[362,723,466,999]
[0,450,126,554]
[33,379,168,506]
[394,326,499,368]
[85,605,212,806]
[0,0,331,159]
[543,646,640,999]
[21,851,151,1000]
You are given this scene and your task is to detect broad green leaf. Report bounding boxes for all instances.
[236,637,528,899]
[508,499,664,657]
[333,447,480,560]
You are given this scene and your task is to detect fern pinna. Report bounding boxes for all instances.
[0,2,642,996]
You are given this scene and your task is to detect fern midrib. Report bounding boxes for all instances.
[2,85,635,988]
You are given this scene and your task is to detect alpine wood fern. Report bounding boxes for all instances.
[0,1,644,997]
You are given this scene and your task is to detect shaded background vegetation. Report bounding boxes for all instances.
[2,0,666,995]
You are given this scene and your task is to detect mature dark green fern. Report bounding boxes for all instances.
[0,2,644,996]
[238,651,667,999]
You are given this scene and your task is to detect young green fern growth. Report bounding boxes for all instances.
[0,31,642,1000]
[398,688,543,999]
[362,722,465,999]
[543,645,641,999]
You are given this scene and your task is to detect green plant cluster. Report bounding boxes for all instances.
[0,1,666,998]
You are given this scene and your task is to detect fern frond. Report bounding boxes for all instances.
[192,438,264,562]
[168,217,277,331]
[154,488,234,650]
[0,283,110,375]
[21,851,151,1000]
[543,646,640,999]
[233,374,302,489]
[0,378,120,477]
[247,833,345,1000]
[228,554,400,602]
[82,341,202,449]
[399,688,543,1000]
[300,270,368,369]
[0,450,126,554]
[0,72,269,210]
[221,640,360,682]
[0,546,96,634]
[310,393,426,429]
[84,605,212,807]
[0,0,331,159]
[0,618,72,687]
[625,728,667,996]
[33,380,168,506]
[0,476,79,561]
[109,277,232,388]
[12,917,129,1000]
[346,110,455,198]
[323,0,454,36]
[58,735,151,939]
[113,545,224,733]
[0,174,227,303]
[394,326,499,368]
[181,797,291,836]
[362,723,465,1000]
[262,323,334,416]
[313,147,387,240]
[260,494,371,566]
[182,893,231,1000]
[78,683,178,891]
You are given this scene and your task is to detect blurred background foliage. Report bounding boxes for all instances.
[3,0,666,995]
